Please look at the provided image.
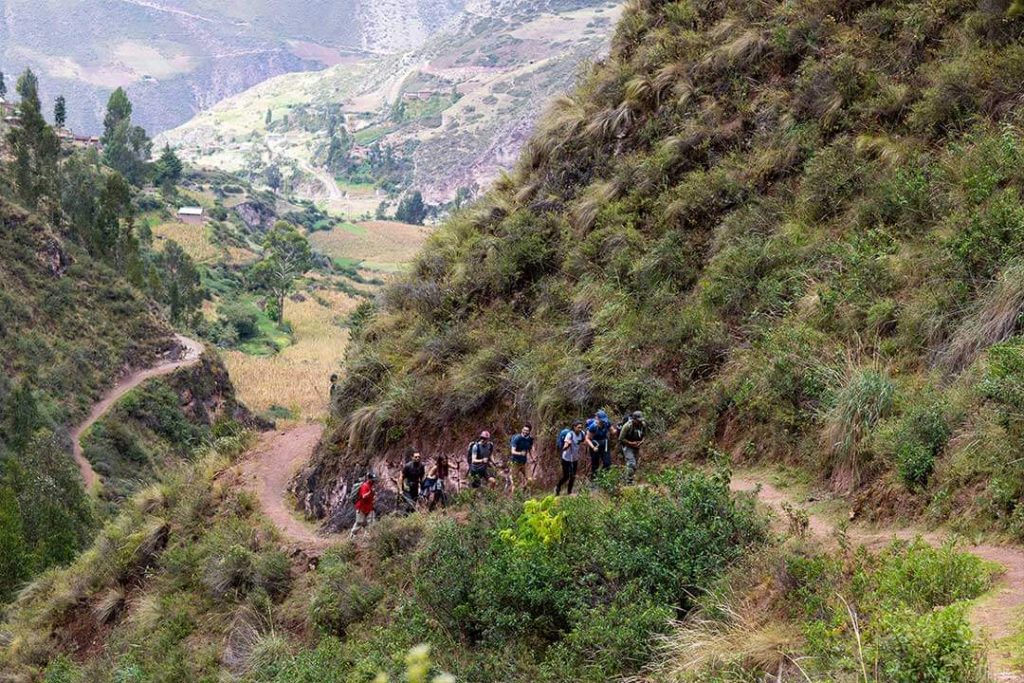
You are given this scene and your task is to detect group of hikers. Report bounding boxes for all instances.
[349,409,647,536]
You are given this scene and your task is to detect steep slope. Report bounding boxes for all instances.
[158,0,622,205]
[0,197,174,598]
[302,0,1024,538]
[0,0,471,134]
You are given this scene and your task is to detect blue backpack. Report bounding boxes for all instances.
[586,417,610,440]
[556,428,572,452]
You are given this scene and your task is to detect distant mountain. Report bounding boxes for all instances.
[158,0,622,205]
[0,0,470,135]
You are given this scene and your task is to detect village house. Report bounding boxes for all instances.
[177,206,205,225]
[401,90,436,102]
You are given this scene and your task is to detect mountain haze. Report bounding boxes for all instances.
[0,0,471,134]
[159,0,622,204]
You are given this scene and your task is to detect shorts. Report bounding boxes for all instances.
[470,466,492,487]
[510,455,528,465]
[404,485,420,501]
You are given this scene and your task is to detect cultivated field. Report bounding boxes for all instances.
[310,220,429,272]
[223,288,359,420]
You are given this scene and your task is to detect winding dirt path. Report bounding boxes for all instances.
[731,474,1024,681]
[237,424,333,549]
[70,334,204,492]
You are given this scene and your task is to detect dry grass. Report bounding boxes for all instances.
[223,289,359,420]
[151,221,220,263]
[310,220,429,272]
[943,262,1024,373]
[634,551,804,682]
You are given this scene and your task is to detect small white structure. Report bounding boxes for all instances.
[177,206,205,225]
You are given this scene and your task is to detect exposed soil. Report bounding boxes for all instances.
[70,334,205,492]
[731,475,1024,682]
[236,424,334,550]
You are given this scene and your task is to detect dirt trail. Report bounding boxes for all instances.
[237,424,333,549]
[731,475,1024,681]
[71,334,204,492]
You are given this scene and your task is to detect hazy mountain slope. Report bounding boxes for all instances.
[158,0,622,204]
[302,0,1024,537]
[0,0,471,134]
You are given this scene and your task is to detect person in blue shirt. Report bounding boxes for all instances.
[508,423,534,494]
[585,409,613,481]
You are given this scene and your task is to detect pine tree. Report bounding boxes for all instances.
[6,69,60,209]
[265,108,272,126]
[0,72,6,99]
[101,88,151,185]
[395,190,427,225]
[53,95,66,129]
[153,143,183,192]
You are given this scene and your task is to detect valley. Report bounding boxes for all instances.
[5,0,1024,681]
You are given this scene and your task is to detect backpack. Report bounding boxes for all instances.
[556,427,572,452]
[587,417,610,440]
[467,441,493,469]
[349,479,364,504]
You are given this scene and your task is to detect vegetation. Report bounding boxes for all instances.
[315,0,1024,539]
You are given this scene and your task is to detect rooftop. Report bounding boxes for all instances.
[177,206,204,216]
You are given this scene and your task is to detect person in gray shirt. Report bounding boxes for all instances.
[556,420,584,495]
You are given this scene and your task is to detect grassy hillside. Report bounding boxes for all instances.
[309,0,1024,534]
[0,198,174,599]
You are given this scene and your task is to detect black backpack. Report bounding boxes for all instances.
[466,441,493,468]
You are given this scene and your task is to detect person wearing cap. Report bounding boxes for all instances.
[619,411,646,484]
[469,430,496,489]
[350,472,376,537]
[585,409,613,481]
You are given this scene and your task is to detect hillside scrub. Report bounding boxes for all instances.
[646,537,996,681]
[309,0,1024,535]
[0,466,766,681]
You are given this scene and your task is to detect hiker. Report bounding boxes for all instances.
[619,411,646,484]
[509,423,535,493]
[585,409,613,481]
[398,449,425,511]
[468,430,496,489]
[329,373,340,402]
[423,454,450,511]
[556,420,584,495]
[350,473,376,537]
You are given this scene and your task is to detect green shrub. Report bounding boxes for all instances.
[821,367,895,487]
[873,604,986,683]
[309,552,384,637]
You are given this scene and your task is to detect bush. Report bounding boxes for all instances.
[821,367,895,488]
[310,555,384,637]
[873,605,986,683]
[217,301,261,341]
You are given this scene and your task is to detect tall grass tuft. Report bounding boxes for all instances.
[821,365,896,490]
[944,261,1024,373]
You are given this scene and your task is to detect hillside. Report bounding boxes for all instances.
[304,0,1024,540]
[157,0,622,207]
[0,0,472,135]
[0,198,176,598]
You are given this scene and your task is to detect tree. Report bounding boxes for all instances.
[265,108,273,126]
[6,69,59,210]
[94,173,137,270]
[0,72,6,99]
[157,241,202,323]
[326,126,353,174]
[101,88,151,185]
[395,190,427,225]
[153,144,183,192]
[265,164,282,191]
[250,221,313,324]
[53,95,66,129]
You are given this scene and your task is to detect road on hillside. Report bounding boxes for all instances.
[70,334,204,492]
[731,475,1024,682]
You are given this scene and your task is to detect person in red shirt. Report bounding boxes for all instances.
[350,473,376,537]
